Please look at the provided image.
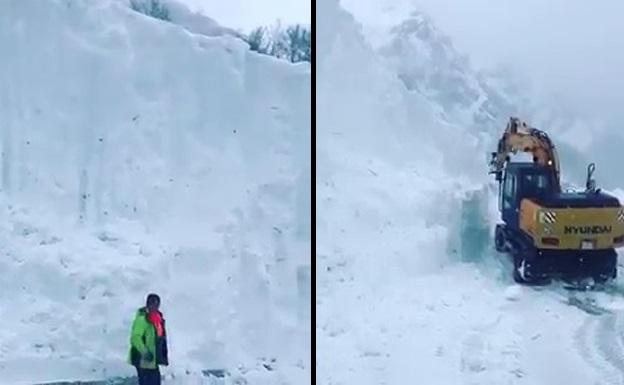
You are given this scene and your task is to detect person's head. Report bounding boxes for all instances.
[146,293,161,312]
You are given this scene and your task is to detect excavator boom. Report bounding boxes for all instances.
[489,117,561,189]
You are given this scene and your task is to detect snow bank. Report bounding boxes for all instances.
[0,0,310,383]
[158,0,245,39]
[316,2,498,380]
[1,0,309,229]
[316,0,487,280]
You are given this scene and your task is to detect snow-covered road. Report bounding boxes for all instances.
[317,247,624,385]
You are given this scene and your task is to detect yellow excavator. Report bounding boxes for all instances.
[489,117,624,284]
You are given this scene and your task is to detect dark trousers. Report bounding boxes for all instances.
[136,366,161,385]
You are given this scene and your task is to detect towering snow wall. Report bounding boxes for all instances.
[0,0,310,383]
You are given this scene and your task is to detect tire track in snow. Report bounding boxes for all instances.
[458,323,524,385]
[460,333,487,379]
[574,312,624,385]
[574,316,619,385]
[597,314,624,383]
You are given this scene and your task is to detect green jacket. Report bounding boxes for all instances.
[128,307,169,369]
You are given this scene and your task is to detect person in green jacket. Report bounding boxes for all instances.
[128,293,169,385]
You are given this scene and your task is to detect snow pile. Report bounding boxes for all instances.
[316,0,487,270]
[317,0,624,384]
[0,0,310,383]
[317,1,495,381]
[379,13,508,132]
[0,200,172,383]
[340,0,520,139]
[153,0,244,38]
[340,0,624,191]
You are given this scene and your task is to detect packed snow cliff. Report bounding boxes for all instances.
[0,0,310,384]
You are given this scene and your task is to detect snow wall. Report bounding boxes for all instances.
[0,0,310,384]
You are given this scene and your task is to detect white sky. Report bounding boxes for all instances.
[343,0,624,125]
[179,0,311,32]
[415,0,624,119]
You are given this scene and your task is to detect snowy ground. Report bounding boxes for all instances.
[0,0,310,384]
[317,0,624,384]
[318,247,624,385]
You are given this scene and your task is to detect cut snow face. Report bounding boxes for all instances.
[0,0,310,384]
[341,0,624,192]
[340,0,520,140]
[317,0,624,384]
[139,0,245,39]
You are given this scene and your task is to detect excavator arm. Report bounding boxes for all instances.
[489,117,561,189]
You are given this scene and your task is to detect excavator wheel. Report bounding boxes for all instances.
[494,225,507,253]
[513,255,531,284]
[512,250,550,285]
[512,256,524,283]
[591,251,617,284]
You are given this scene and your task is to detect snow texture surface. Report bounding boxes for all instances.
[0,0,310,384]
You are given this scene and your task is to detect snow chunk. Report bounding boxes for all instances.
[504,285,524,301]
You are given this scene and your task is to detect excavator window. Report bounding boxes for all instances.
[503,174,516,209]
[522,173,551,198]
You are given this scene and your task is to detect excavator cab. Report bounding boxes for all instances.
[499,163,557,229]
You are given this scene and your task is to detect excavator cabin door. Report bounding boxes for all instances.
[500,165,556,228]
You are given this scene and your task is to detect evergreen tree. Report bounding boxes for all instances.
[129,0,171,22]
